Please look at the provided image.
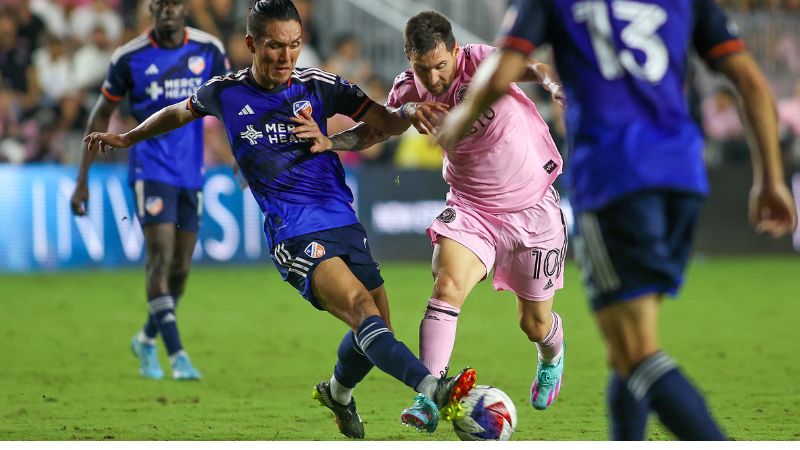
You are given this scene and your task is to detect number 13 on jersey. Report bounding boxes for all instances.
[573,0,668,83]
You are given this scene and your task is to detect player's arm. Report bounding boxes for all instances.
[291,102,448,153]
[714,52,797,236]
[70,95,119,216]
[83,101,198,154]
[518,58,565,108]
[437,49,527,149]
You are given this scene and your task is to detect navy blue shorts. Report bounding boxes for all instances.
[271,223,384,310]
[573,190,704,312]
[133,180,202,232]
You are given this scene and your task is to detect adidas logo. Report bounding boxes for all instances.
[238,104,255,115]
[145,64,159,76]
[543,279,554,290]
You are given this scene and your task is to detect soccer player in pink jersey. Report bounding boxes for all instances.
[291,10,569,433]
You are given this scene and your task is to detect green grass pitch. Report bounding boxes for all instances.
[1,257,798,440]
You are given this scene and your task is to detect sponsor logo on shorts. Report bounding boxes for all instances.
[145,196,164,216]
[544,279,554,290]
[543,159,558,174]
[437,207,456,223]
[304,242,326,258]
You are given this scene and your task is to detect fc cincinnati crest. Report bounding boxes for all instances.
[456,86,469,104]
[304,241,326,258]
[293,100,313,117]
[145,196,164,216]
[188,56,206,75]
[437,207,456,223]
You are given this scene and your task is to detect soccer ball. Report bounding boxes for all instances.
[452,385,517,441]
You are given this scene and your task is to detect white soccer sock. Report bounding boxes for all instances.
[168,349,187,365]
[330,375,353,405]
[138,330,157,346]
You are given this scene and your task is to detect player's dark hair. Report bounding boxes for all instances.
[247,0,302,39]
[404,11,456,57]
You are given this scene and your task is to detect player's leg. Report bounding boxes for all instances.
[576,190,724,440]
[517,297,565,410]
[325,285,386,408]
[420,204,494,375]
[421,237,486,374]
[129,181,176,379]
[160,188,203,379]
[498,188,568,410]
[163,228,201,380]
[314,257,475,430]
[314,284,384,439]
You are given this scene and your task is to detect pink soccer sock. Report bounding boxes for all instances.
[419,298,461,376]
[536,312,564,363]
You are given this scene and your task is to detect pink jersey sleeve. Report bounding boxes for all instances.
[386,70,419,108]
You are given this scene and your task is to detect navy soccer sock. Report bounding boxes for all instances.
[148,295,183,356]
[608,371,649,440]
[334,330,374,389]
[143,295,180,339]
[628,352,726,440]
[355,315,430,390]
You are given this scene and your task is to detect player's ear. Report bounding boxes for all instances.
[452,42,460,58]
[245,34,255,54]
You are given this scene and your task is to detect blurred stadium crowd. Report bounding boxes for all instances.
[1,0,799,170]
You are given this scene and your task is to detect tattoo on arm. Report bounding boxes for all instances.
[329,123,390,151]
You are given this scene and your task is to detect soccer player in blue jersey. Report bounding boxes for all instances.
[437,0,797,441]
[81,0,476,439]
[70,0,229,381]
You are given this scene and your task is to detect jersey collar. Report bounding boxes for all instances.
[148,27,189,49]
[244,68,292,94]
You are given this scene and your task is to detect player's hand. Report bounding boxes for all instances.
[748,181,798,238]
[289,110,332,153]
[550,84,567,109]
[70,183,89,216]
[83,132,131,154]
[435,105,474,153]
[400,101,449,135]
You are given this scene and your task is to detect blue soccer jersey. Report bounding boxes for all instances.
[500,0,745,212]
[187,67,376,248]
[102,27,229,189]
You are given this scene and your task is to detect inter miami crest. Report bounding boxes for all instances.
[456,86,469,104]
[437,207,456,223]
[293,100,313,117]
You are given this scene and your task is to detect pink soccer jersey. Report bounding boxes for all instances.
[387,44,562,213]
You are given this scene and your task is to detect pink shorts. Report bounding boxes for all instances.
[427,187,567,300]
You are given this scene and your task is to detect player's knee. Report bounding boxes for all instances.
[345,290,380,329]
[519,315,550,343]
[432,272,467,304]
[169,262,190,286]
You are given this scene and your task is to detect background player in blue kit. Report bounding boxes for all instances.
[81,0,475,439]
[437,0,797,441]
[70,0,229,380]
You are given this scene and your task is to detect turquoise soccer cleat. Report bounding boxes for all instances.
[530,342,565,410]
[171,353,201,380]
[400,394,439,433]
[130,334,164,380]
[401,367,477,433]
